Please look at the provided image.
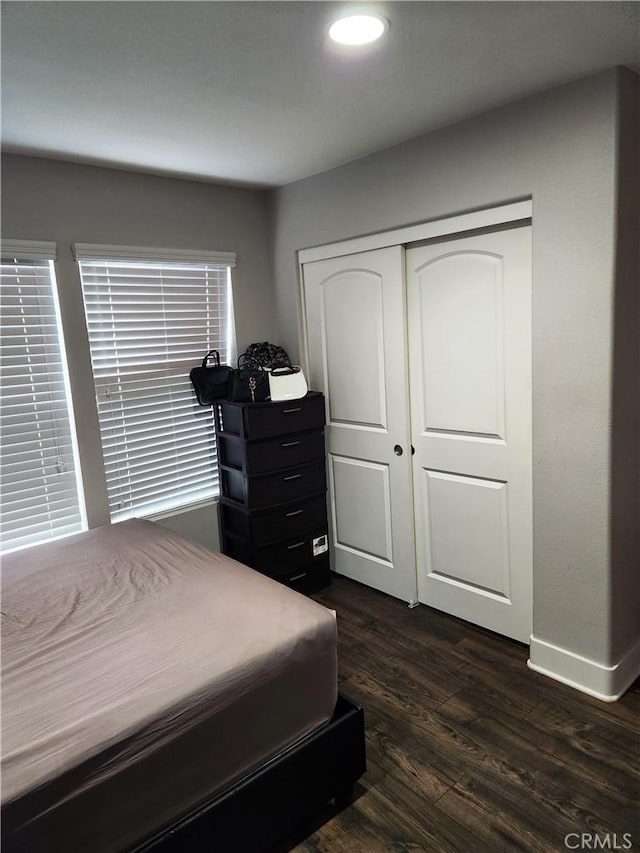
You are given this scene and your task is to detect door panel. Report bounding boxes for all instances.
[323,272,387,429]
[418,252,505,437]
[330,455,393,562]
[303,246,417,602]
[423,470,510,598]
[407,225,532,642]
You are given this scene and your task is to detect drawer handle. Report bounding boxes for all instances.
[282,407,302,414]
[289,572,308,582]
[285,509,304,517]
[283,474,302,481]
[281,440,301,447]
[287,541,306,550]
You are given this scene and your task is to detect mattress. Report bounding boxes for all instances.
[1,519,338,852]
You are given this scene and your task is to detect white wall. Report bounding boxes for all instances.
[1,154,277,549]
[269,68,640,698]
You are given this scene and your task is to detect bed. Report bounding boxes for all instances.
[1,519,365,852]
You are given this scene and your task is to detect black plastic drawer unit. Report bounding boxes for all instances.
[214,392,331,595]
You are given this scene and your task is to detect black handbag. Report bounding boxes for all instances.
[229,353,270,403]
[189,350,233,405]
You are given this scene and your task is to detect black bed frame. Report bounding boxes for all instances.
[129,694,366,853]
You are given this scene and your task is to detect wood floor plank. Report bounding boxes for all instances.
[343,688,462,800]
[452,632,640,723]
[322,593,469,656]
[440,669,541,720]
[339,630,467,709]
[331,637,367,684]
[445,697,640,809]
[435,693,639,833]
[352,773,488,853]
[340,671,490,782]
[434,773,579,853]
[316,581,473,650]
[278,797,406,853]
[285,575,640,852]
[527,682,640,737]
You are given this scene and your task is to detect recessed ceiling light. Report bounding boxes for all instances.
[329,14,388,46]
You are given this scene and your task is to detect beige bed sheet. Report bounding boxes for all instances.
[1,519,337,852]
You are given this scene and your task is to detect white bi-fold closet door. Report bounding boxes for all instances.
[302,222,532,643]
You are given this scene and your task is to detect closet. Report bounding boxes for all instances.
[301,208,532,643]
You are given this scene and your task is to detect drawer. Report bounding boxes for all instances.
[220,494,327,546]
[220,460,326,509]
[224,526,330,576]
[280,558,331,594]
[243,395,325,440]
[215,394,324,441]
[218,429,325,475]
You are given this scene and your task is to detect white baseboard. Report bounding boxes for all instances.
[527,634,640,702]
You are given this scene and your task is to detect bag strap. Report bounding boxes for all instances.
[238,352,261,370]
[270,367,299,376]
[237,353,269,372]
[202,350,220,368]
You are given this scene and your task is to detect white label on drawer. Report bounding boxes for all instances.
[313,535,328,556]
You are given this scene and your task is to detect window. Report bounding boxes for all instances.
[1,241,85,553]
[76,244,235,522]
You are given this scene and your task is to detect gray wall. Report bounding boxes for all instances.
[1,154,277,548]
[610,71,640,663]
[269,67,638,671]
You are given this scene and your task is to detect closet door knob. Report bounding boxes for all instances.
[411,445,415,456]
[394,444,404,456]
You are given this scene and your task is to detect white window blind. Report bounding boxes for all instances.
[1,246,85,553]
[76,248,235,522]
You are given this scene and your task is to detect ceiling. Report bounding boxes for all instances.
[1,1,638,188]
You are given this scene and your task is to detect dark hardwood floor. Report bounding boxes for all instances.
[286,574,640,853]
